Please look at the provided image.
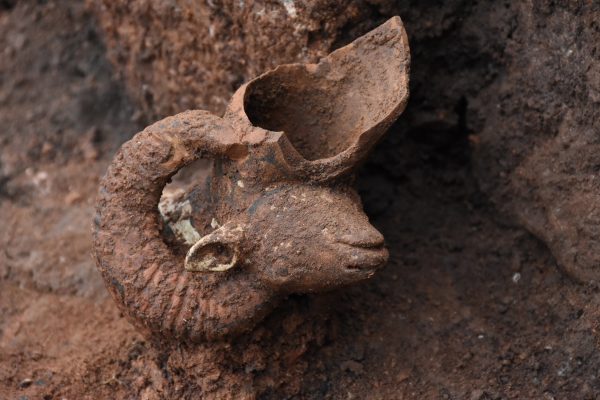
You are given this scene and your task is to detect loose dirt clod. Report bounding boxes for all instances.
[93,17,410,343]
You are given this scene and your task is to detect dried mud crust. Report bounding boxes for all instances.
[90,0,398,119]
[2,1,600,400]
[471,2,600,284]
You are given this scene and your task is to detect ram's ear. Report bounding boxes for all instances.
[184,222,246,272]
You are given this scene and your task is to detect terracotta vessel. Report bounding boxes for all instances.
[93,17,410,343]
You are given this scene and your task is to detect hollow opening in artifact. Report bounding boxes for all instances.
[244,66,376,161]
[158,159,214,251]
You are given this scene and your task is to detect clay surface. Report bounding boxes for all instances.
[93,18,409,343]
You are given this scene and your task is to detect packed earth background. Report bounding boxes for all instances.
[1,1,600,399]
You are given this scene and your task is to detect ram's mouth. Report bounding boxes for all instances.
[343,246,389,272]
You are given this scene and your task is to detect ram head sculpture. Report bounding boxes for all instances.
[93,17,410,343]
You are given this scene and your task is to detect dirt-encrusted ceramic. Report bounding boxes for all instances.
[93,17,410,342]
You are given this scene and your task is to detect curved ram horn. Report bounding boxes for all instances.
[227,16,410,182]
[93,110,258,342]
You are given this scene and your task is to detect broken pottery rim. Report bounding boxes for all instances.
[225,16,410,182]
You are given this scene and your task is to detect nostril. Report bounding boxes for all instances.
[338,230,385,248]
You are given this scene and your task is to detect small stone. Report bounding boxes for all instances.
[65,191,82,204]
[10,33,27,51]
[340,360,364,375]
[131,110,144,123]
[397,368,411,382]
[41,142,53,156]
[469,390,484,400]
[19,378,33,388]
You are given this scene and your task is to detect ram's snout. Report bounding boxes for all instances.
[337,228,385,249]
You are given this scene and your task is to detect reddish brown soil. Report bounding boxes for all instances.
[2,1,600,399]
